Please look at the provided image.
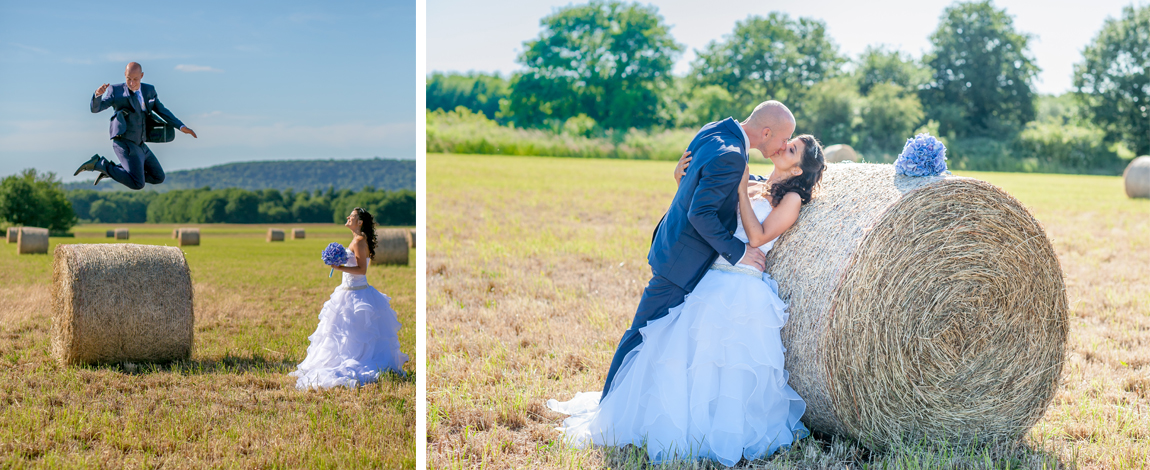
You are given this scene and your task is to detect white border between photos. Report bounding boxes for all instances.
[415,0,428,467]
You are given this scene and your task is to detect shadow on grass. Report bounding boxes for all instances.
[80,353,417,384]
[599,429,1070,469]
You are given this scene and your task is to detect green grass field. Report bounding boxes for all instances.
[427,153,1149,469]
[1,223,416,468]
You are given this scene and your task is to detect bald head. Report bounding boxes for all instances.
[124,62,144,92]
[740,100,796,159]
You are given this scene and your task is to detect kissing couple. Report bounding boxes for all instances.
[548,100,828,466]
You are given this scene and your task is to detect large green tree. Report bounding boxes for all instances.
[920,1,1039,138]
[504,1,682,129]
[690,13,844,117]
[856,46,930,96]
[1073,5,1150,155]
[0,169,75,232]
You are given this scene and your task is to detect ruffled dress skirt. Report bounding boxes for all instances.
[547,265,809,466]
[290,284,409,390]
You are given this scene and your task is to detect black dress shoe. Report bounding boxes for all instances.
[74,154,102,176]
[94,172,109,185]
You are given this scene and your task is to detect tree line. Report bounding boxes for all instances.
[0,170,416,234]
[428,1,1148,172]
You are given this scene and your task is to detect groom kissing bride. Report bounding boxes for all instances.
[548,100,828,466]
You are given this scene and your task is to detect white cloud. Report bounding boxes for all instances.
[104,52,176,62]
[175,64,223,73]
[11,43,50,54]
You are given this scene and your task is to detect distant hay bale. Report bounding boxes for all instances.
[1124,156,1150,198]
[765,163,1068,449]
[106,230,115,238]
[372,229,409,265]
[177,228,199,246]
[267,228,284,242]
[51,243,194,365]
[823,144,859,163]
[16,227,49,254]
[114,228,129,240]
[6,227,16,243]
[292,228,306,239]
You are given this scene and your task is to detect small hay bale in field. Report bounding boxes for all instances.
[16,227,49,254]
[292,228,306,239]
[372,229,409,265]
[106,229,115,238]
[1124,156,1150,198]
[765,162,1068,449]
[6,227,16,243]
[267,228,284,242]
[51,243,193,365]
[177,228,199,246]
[823,144,858,163]
[114,228,129,240]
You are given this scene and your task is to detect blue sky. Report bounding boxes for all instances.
[0,0,415,182]
[429,0,1146,95]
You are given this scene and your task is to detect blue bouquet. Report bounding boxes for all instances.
[895,133,948,177]
[321,242,349,278]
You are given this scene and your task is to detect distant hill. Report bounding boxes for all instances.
[64,158,415,192]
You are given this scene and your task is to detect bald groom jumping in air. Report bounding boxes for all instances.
[75,62,197,189]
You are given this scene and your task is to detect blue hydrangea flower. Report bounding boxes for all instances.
[895,133,948,177]
[322,243,349,277]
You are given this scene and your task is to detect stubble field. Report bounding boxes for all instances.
[427,152,1149,469]
[1,223,416,468]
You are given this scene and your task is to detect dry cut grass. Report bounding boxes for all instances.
[1,225,416,468]
[426,153,1149,469]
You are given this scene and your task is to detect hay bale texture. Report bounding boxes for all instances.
[267,228,284,242]
[823,144,859,163]
[114,228,129,240]
[766,163,1068,448]
[106,230,115,238]
[51,244,194,365]
[292,228,306,239]
[16,227,49,254]
[6,227,16,243]
[372,229,409,265]
[1124,156,1150,198]
[177,228,200,246]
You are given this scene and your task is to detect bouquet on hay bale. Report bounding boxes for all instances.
[895,133,948,177]
[321,242,349,278]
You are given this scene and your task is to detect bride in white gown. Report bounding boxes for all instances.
[548,135,827,466]
[290,207,409,390]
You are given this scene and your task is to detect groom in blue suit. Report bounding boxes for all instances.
[75,62,197,189]
[600,101,796,399]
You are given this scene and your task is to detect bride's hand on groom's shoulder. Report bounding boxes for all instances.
[674,150,692,185]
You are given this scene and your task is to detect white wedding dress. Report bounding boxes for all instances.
[547,197,809,466]
[290,247,409,390]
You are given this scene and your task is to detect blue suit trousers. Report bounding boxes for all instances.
[109,138,166,190]
[601,274,687,399]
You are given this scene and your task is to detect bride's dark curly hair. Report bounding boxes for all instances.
[354,207,377,260]
[768,134,827,207]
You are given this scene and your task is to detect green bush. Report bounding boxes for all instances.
[1015,121,1123,173]
[0,169,76,232]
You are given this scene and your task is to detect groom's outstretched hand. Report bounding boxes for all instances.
[737,244,766,272]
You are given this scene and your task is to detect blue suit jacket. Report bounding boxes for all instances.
[648,118,748,291]
[90,83,184,144]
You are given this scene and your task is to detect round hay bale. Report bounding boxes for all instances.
[6,227,16,243]
[106,229,115,238]
[16,227,49,254]
[114,228,129,240]
[765,163,1068,449]
[51,243,193,365]
[372,229,409,265]
[267,228,284,242]
[823,144,859,163]
[292,228,306,240]
[177,228,200,246]
[1123,156,1150,198]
